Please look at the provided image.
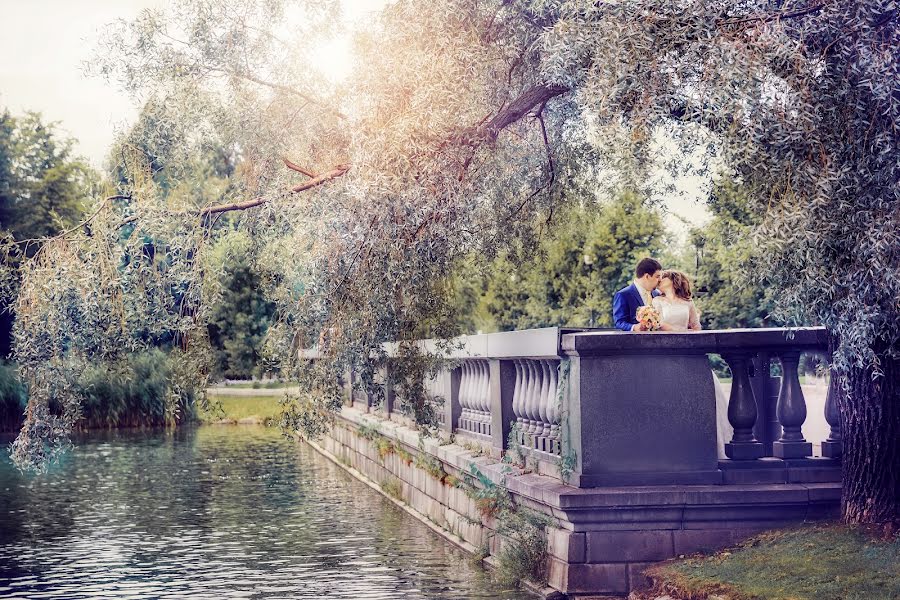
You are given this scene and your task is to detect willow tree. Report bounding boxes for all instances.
[541,0,899,525]
[5,0,897,524]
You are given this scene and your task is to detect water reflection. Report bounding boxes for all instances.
[0,426,533,599]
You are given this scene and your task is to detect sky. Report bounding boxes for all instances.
[0,0,163,168]
[0,0,710,235]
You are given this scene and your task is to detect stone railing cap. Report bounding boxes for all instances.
[561,327,828,356]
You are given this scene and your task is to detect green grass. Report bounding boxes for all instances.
[201,393,282,425]
[218,381,296,389]
[644,524,900,600]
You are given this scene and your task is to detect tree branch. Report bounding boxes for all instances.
[283,158,317,178]
[14,195,131,246]
[120,85,567,225]
[200,164,350,216]
[455,83,570,179]
[478,83,569,142]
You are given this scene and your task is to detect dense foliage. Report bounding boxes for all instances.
[0,110,94,356]
[0,362,26,431]
[459,192,668,331]
[3,0,897,522]
[78,349,202,428]
[689,180,774,329]
[206,233,275,380]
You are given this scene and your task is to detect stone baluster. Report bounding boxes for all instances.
[424,370,439,425]
[343,368,353,406]
[518,360,531,441]
[483,361,493,435]
[773,351,813,458]
[821,372,843,458]
[524,360,540,443]
[722,352,764,460]
[468,361,480,432]
[547,360,560,455]
[477,360,490,434]
[456,363,465,430]
[382,361,394,417]
[512,360,525,442]
[469,361,480,432]
[459,362,472,431]
[537,360,552,451]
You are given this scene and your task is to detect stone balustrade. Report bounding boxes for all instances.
[314,326,842,597]
[338,326,840,486]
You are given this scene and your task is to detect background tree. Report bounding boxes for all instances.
[541,0,899,523]
[206,232,275,380]
[471,192,667,331]
[0,110,94,356]
[689,180,774,330]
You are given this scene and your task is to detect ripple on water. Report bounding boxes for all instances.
[0,426,533,599]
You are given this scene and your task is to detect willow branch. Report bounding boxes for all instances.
[200,164,351,216]
[720,3,827,27]
[14,195,131,246]
[210,67,347,120]
[478,83,569,142]
[455,83,570,179]
[283,158,317,178]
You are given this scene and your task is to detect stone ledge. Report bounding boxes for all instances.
[326,405,842,598]
[336,406,841,517]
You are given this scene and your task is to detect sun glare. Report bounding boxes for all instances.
[311,35,355,84]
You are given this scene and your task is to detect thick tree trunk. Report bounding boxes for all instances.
[838,342,900,524]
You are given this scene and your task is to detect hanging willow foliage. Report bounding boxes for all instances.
[3,0,897,523]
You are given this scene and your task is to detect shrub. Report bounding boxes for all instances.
[0,363,26,431]
[380,478,404,501]
[495,509,551,588]
[77,349,199,428]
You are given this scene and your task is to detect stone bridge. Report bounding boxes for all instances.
[308,327,842,598]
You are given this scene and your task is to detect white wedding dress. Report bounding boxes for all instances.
[652,297,734,460]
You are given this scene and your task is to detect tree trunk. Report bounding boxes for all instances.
[838,341,900,524]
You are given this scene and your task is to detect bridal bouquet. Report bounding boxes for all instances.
[636,306,661,331]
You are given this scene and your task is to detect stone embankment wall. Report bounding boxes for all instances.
[310,405,841,598]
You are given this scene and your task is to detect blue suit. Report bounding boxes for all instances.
[612,283,658,332]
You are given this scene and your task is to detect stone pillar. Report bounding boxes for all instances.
[566,353,720,486]
[343,367,353,407]
[773,351,812,458]
[441,367,461,434]
[722,352,764,460]
[821,373,843,458]
[490,360,517,452]
[382,361,394,418]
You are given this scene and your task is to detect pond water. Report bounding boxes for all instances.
[0,426,533,599]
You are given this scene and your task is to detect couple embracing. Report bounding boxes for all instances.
[613,257,700,333]
[611,257,733,459]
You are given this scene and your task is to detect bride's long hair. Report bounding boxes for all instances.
[661,270,693,301]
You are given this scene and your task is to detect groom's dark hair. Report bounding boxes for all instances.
[635,257,662,278]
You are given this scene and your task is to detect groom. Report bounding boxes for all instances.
[613,257,662,332]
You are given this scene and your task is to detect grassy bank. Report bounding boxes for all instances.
[217,381,295,390]
[642,524,899,600]
[201,393,282,425]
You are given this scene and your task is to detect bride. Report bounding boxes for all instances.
[652,270,734,460]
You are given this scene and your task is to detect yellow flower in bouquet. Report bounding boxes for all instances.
[636,305,661,331]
